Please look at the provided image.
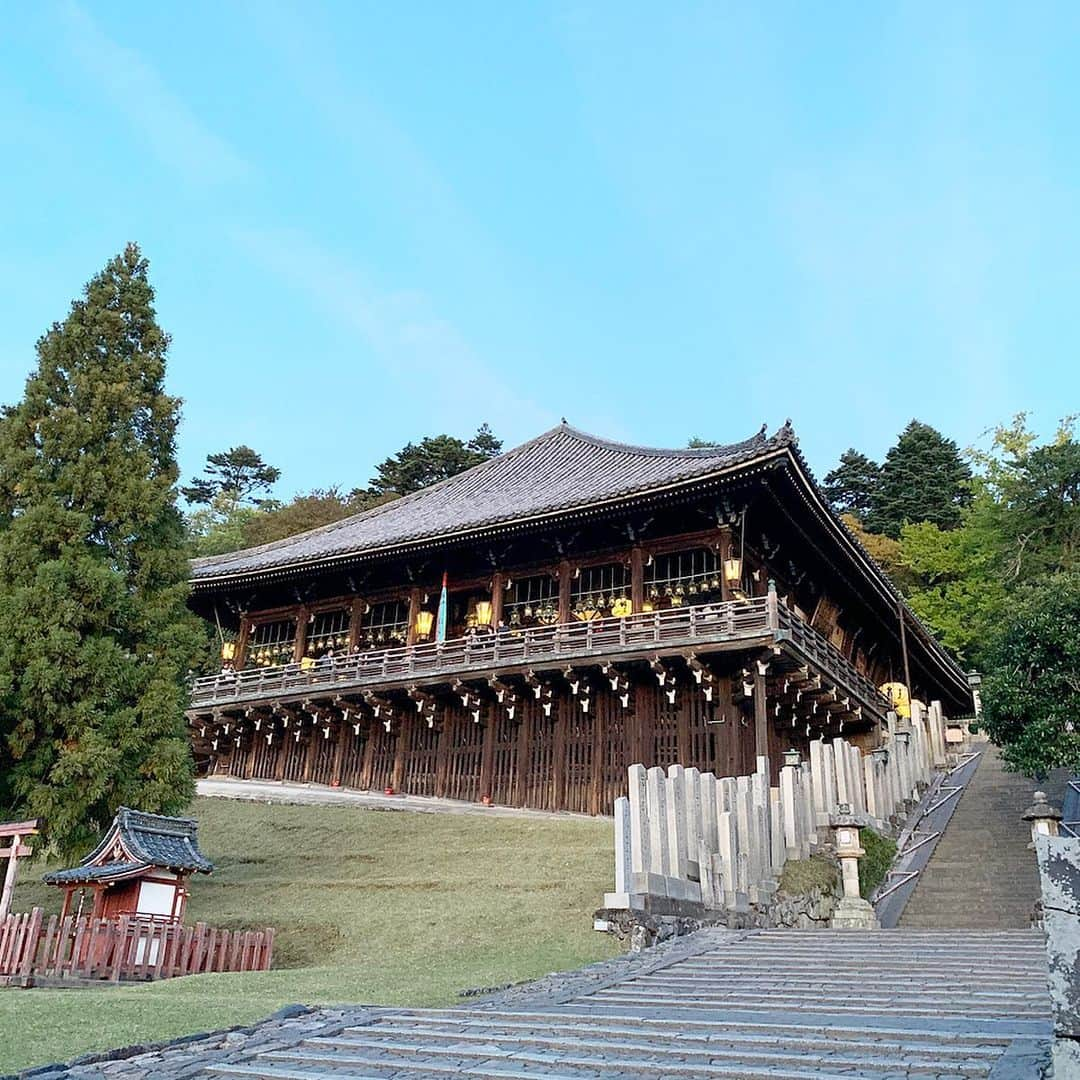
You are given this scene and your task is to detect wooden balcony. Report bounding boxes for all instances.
[189,597,889,723]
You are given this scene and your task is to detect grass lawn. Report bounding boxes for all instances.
[4,797,619,1074]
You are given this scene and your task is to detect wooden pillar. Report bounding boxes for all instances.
[301,725,315,783]
[590,701,606,815]
[434,713,450,798]
[391,718,406,792]
[490,571,504,628]
[676,696,691,764]
[235,617,251,670]
[515,711,532,807]
[294,606,310,662]
[478,706,496,800]
[406,587,422,646]
[347,599,364,652]
[551,700,567,811]
[360,721,377,790]
[558,561,572,625]
[753,660,769,770]
[330,715,347,784]
[631,546,644,612]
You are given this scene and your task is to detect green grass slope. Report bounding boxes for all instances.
[5,797,618,1073]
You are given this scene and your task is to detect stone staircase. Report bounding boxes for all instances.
[900,743,1060,930]
[204,928,1050,1079]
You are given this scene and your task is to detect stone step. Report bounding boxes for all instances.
[271,1036,998,1077]
[322,1021,1006,1067]
[371,1009,1025,1046]
[629,972,1047,990]
[586,990,1048,1018]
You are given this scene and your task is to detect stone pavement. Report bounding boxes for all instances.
[196,777,599,820]
[26,928,1051,1079]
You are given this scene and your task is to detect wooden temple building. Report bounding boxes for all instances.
[186,422,972,814]
[42,808,214,923]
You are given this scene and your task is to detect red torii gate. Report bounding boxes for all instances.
[0,819,41,921]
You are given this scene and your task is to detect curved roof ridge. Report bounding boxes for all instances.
[192,421,786,575]
[191,422,574,571]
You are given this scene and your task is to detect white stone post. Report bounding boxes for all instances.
[645,766,670,884]
[666,764,689,880]
[627,764,649,874]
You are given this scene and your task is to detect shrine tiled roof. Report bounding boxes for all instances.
[191,421,796,585]
[42,808,214,886]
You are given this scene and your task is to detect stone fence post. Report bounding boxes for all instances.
[1035,834,1080,1076]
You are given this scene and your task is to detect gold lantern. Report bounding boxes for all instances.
[220,641,236,662]
[414,610,434,638]
[723,557,743,584]
[474,600,493,626]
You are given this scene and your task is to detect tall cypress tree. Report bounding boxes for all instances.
[865,420,972,538]
[0,245,202,856]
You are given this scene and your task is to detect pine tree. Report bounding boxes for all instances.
[823,450,880,518]
[0,245,203,856]
[369,424,503,495]
[865,421,971,538]
[182,445,280,506]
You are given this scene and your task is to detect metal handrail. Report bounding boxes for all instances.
[189,596,888,716]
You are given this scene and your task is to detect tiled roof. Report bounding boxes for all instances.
[191,421,795,584]
[42,860,147,885]
[42,808,214,886]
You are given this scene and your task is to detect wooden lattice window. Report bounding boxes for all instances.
[357,600,409,650]
[247,618,297,668]
[644,547,723,610]
[569,562,631,620]
[305,608,351,658]
[503,573,558,629]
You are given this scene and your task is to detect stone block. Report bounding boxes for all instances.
[1037,835,1080,1040]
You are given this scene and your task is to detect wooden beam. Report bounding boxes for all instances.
[558,560,571,625]
[630,545,644,613]
[294,606,310,663]
[490,571,504,629]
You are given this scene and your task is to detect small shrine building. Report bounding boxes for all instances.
[43,808,214,923]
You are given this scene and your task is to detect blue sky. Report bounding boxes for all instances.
[1,2,1076,500]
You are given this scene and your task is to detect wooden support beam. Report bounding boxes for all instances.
[631,545,644,613]
[557,560,571,625]
[294,606,310,662]
[490,571,504,629]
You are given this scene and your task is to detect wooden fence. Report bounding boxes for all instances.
[0,909,273,985]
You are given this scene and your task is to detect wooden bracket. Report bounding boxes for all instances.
[488,677,519,721]
[601,662,632,709]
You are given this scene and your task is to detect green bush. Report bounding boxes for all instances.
[858,827,897,899]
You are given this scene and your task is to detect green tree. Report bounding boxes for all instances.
[369,424,502,496]
[240,487,393,548]
[0,245,203,856]
[866,421,971,538]
[823,450,880,519]
[979,572,1080,776]
[182,445,280,506]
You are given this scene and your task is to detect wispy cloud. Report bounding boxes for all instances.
[59,2,248,186]
[235,227,554,434]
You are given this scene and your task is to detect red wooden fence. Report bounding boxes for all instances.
[0,909,273,985]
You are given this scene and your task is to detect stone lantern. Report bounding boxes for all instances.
[829,804,880,930]
[1022,791,1062,849]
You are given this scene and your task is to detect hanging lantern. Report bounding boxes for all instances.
[221,641,236,662]
[474,600,493,627]
[648,585,659,600]
[414,610,434,638]
[723,557,743,584]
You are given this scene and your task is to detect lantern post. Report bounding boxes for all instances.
[829,804,880,929]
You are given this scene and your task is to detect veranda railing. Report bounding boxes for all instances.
[190,596,887,718]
